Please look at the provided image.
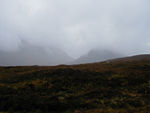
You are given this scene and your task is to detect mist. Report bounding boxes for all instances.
[0,0,150,65]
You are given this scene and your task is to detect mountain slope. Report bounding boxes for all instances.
[71,49,123,64]
[0,54,150,113]
[0,41,73,66]
[109,54,150,62]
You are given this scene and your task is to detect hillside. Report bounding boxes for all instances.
[0,55,150,113]
[0,40,73,66]
[71,49,123,64]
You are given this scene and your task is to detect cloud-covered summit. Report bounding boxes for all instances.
[0,40,73,66]
[0,0,150,59]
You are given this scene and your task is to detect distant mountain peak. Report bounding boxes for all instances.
[71,49,123,64]
[0,42,73,66]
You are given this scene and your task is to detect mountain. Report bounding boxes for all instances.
[0,54,149,113]
[0,41,73,66]
[109,54,150,62]
[71,49,123,64]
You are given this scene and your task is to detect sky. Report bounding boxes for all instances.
[0,0,150,58]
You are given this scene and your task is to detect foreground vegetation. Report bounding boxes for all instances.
[0,58,150,113]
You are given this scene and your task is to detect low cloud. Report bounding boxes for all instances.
[0,0,150,58]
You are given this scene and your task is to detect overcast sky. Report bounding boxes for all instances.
[0,0,150,58]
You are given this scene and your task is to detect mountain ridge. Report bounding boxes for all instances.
[0,41,73,66]
[71,49,124,64]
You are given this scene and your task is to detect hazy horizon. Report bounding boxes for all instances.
[0,0,150,65]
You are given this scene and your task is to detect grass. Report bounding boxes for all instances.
[0,59,150,113]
